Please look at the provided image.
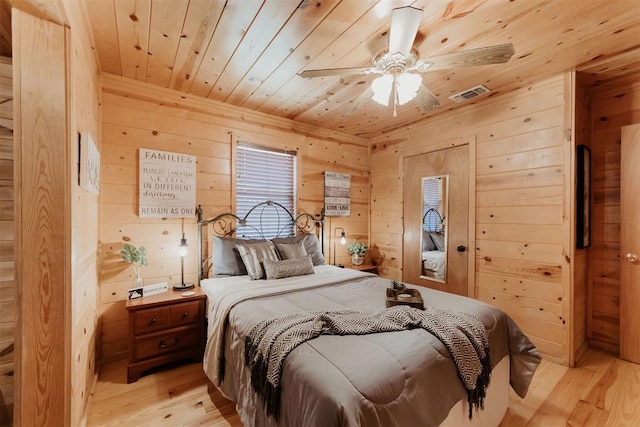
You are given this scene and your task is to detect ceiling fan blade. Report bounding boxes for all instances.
[299,67,376,78]
[415,43,515,72]
[344,86,374,116]
[415,85,441,112]
[388,6,423,55]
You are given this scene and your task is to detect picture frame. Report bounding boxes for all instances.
[576,144,591,248]
[79,132,101,195]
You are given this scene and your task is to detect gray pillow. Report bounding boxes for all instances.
[430,233,445,251]
[422,230,436,251]
[263,256,315,280]
[272,233,325,266]
[236,241,279,280]
[212,236,263,277]
[275,242,307,260]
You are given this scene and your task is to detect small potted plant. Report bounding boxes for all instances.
[120,243,148,287]
[347,241,367,266]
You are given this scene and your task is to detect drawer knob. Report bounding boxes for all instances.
[182,312,189,318]
[159,337,180,349]
[150,318,157,324]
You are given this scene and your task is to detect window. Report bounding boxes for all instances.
[236,142,297,239]
[422,176,444,233]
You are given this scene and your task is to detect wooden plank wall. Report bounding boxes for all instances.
[573,73,590,360]
[13,9,69,425]
[588,73,640,353]
[0,55,12,427]
[63,1,102,425]
[370,75,574,365]
[99,75,369,364]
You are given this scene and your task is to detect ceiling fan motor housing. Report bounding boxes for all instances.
[373,48,418,75]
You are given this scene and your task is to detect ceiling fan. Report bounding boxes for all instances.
[299,6,515,116]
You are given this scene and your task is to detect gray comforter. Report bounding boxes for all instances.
[201,266,540,427]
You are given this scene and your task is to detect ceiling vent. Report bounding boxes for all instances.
[449,85,491,103]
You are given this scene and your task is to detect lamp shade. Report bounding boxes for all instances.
[396,73,421,105]
[371,74,393,106]
[179,233,188,257]
[371,73,422,107]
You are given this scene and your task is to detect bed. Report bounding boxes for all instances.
[197,202,540,427]
[422,207,446,280]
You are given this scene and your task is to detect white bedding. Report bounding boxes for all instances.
[422,250,446,279]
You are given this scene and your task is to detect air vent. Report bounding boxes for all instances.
[449,85,491,103]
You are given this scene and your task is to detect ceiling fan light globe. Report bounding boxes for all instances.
[371,74,393,106]
[396,73,422,105]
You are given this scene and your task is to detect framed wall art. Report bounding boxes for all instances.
[324,171,351,216]
[79,131,100,195]
[576,144,591,248]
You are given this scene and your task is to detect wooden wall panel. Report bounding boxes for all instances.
[0,55,12,427]
[13,9,69,426]
[370,76,572,364]
[63,1,103,425]
[587,73,640,353]
[573,72,590,361]
[99,75,369,364]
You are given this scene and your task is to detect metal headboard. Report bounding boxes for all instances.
[196,201,324,281]
[422,207,445,233]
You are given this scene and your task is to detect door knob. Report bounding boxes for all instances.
[626,253,638,262]
[457,245,466,252]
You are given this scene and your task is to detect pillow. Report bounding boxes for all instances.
[212,236,264,277]
[236,241,279,280]
[275,242,308,260]
[430,233,445,251]
[263,256,315,280]
[272,233,326,266]
[422,230,436,251]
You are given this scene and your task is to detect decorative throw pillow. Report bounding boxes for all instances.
[422,230,436,251]
[236,241,279,280]
[263,255,315,280]
[275,242,308,260]
[272,233,326,266]
[430,233,445,252]
[212,236,264,277]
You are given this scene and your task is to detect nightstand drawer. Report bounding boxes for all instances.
[169,300,201,326]
[133,306,170,334]
[134,325,201,360]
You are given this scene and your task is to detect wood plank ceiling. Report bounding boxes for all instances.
[4,1,640,138]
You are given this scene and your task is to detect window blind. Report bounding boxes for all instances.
[236,142,297,239]
[422,177,443,232]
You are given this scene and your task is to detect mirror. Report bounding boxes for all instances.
[420,175,448,283]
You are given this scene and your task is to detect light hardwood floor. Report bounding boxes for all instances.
[87,348,640,426]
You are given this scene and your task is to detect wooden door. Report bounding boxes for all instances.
[403,145,469,296]
[621,123,640,363]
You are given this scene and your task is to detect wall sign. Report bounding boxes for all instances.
[139,148,196,218]
[79,132,100,195]
[324,171,351,216]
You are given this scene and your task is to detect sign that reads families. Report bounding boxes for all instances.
[324,171,351,217]
[139,148,196,218]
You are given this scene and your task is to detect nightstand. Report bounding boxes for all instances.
[349,264,378,274]
[125,287,206,383]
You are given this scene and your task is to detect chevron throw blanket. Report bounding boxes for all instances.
[244,304,491,420]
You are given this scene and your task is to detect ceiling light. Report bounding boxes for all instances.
[371,73,422,115]
[371,74,393,106]
[396,73,422,105]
